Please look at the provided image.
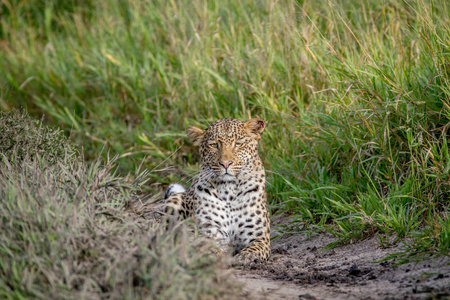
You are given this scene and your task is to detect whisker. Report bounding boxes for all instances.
[186,169,214,184]
[149,146,182,173]
[184,171,201,180]
[169,170,201,187]
[265,169,285,177]
[152,166,176,172]
[265,179,274,188]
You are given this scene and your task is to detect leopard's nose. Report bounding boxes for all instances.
[219,161,233,169]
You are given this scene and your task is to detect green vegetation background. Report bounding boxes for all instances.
[0,0,449,282]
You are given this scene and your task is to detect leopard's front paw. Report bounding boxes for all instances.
[231,251,260,267]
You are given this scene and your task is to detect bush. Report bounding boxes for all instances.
[0,109,77,164]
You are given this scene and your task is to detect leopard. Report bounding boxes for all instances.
[164,118,271,262]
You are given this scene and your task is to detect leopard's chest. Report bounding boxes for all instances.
[196,180,261,210]
[193,178,265,245]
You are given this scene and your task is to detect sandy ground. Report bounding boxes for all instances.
[234,218,450,300]
[134,200,449,299]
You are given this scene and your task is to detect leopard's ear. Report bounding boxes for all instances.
[244,118,265,140]
[186,126,205,147]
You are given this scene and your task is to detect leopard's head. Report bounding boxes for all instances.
[186,118,265,180]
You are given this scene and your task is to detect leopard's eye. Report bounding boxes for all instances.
[209,143,219,149]
[235,140,246,147]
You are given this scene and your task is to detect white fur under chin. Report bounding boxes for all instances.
[219,174,236,181]
[164,183,186,199]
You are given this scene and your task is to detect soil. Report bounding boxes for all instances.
[234,215,450,300]
[134,200,449,299]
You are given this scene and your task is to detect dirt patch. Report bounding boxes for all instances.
[235,218,450,299]
[137,203,449,299]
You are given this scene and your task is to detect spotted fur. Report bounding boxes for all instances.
[164,118,270,262]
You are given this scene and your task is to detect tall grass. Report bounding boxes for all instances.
[0,0,449,257]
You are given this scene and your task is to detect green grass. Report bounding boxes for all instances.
[0,110,241,299]
[0,0,449,259]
